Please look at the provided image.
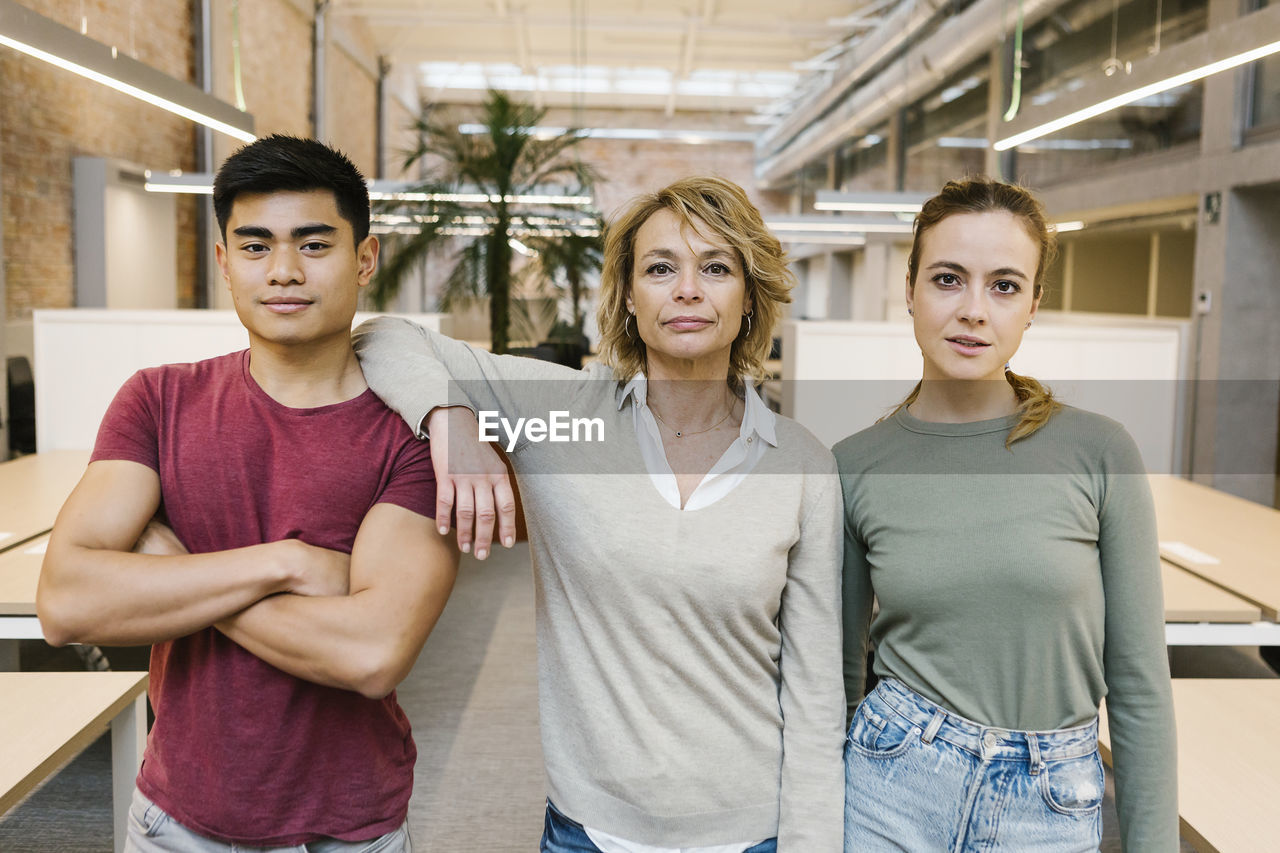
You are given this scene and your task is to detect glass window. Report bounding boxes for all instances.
[903,58,991,191]
[1249,0,1280,128]
[1016,81,1202,186]
[837,122,892,192]
[1006,0,1207,176]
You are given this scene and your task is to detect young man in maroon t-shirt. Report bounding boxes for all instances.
[38,136,458,851]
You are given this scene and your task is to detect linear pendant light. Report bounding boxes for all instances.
[813,191,930,214]
[0,0,255,144]
[995,38,1280,151]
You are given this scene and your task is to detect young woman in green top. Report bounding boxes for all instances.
[834,178,1178,851]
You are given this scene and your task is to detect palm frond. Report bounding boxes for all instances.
[373,89,598,351]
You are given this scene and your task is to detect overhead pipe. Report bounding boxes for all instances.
[758,0,1061,186]
[759,0,950,158]
[313,0,330,139]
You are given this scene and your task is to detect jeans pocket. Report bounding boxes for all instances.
[354,825,410,853]
[1039,751,1105,815]
[127,790,171,838]
[846,695,919,758]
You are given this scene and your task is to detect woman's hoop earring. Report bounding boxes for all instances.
[625,313,636,339]
[742,312,753,338]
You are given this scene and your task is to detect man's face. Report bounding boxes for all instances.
[215,189,378,349]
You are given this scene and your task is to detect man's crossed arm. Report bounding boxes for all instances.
[38,459,459,699]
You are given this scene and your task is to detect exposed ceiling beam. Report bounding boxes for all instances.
[668,15,700,116]
[343,10,836,39]
[514,13,531,73]
[391,46,802,69]
[758,0,1063,184]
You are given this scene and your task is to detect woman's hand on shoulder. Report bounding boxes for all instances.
[426,406,517,559]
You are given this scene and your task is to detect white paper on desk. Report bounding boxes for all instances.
[24,540,48,555]
[1160,540,1221,565]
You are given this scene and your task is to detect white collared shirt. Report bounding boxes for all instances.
[578,375,775,853]
[615,373,778,512]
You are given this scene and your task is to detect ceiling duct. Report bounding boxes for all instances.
[758,0,951,158]
[757,0,1062,186]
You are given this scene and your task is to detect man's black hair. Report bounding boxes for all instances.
[213,135,370,245]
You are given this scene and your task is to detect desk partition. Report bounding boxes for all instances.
[779,317,1188,474]
[33,310,450,452]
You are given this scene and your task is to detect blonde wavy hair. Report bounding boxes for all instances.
[894,177,1061,446]
[596,176,793,390]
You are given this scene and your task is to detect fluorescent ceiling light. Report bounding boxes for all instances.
[1053,221,1085,233]
[767,218,913,234]
[813,192,927,214]
[457,123,757,144]
[776,234,868,247]
[367,180,592,205]
[0,1,254,143]
[143,182,213,195]
[995,38,1280,151]
[146,176,593,207]
[143,171,214,194]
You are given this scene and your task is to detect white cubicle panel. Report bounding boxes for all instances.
[33,310,450,451]
[781,318,1188,473]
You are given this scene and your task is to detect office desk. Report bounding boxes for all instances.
[0,671,146,853]
[1100,679,1280,853]
[0,534,48,662]
[1161,557,1277,644]
[1162,560,1261,623]
[1151,475,1280,621]
[0,451,89,553]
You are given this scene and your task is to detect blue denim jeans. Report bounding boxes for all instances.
[540,800,778,853]
[125,788,412,852]
[844,678,1104,853]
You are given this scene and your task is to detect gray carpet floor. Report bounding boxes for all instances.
[0,543,1262,851]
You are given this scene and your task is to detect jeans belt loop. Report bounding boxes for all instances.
[920,708,945,745]
[1027,732,1044,776]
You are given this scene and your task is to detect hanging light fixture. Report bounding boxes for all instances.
[0,0,255,143]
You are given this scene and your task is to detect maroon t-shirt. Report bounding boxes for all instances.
[90,350,436,845]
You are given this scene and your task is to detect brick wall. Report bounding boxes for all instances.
[1,0,197,318]
[325,33,378,178]
[209,0,313,167]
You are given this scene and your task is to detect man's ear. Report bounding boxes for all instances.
[355,235,380,288]
[215,242,230,289]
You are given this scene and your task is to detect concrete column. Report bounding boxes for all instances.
[803,253,831,320]
[853,241,896,321]
[1193,189,1280,506]
[887,110,905,191]
[828,250,854,320]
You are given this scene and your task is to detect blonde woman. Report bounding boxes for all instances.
[354,177,844,852]
[835,178,1177,851]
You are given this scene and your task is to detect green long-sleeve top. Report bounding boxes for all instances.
[834,406,1177,851]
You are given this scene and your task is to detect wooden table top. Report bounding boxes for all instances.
[0,533,48,616]
[1161,559,1261,624]
[1150,475,1280,621]
[1100,679,1280,853]
[0,451,90,553]
[0,671,147,815]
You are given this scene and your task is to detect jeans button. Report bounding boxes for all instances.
[982,731,999,750]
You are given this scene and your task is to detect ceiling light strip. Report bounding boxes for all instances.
[995,38,1280,151]
[0,3,254,143]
